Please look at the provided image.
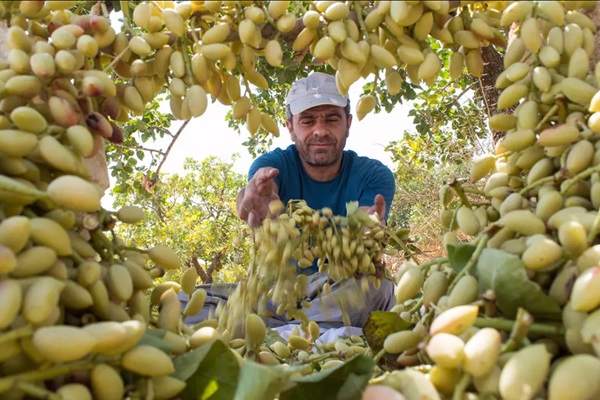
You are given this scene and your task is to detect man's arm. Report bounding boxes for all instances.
[237,167,280,227]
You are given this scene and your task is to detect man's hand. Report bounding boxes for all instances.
[362,194,387,225]
[237,167,280,227]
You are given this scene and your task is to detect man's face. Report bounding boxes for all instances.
[286,105,352,168]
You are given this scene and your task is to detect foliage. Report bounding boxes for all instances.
[173,339,375,400]
[106,96,175,194]
[111,156,251,283]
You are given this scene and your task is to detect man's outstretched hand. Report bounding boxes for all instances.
[364,194,387,225]
[237,167,280,227]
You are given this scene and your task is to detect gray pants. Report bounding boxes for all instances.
[178,273,395,329]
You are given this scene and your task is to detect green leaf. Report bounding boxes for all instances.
[173,340,239,400]
[388,228,410,247]
[136,330,174,353]
[362,311,413,353]
[233,361,297,400]
[264,328,286,347]
[144,328,168,338]
[447,242,477,274]
[475,248,562,320]
[280,355,375,400]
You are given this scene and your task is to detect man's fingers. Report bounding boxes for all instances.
[249,168,278,195]
[256,167,279,183]
[248,211,261,228]
[239,168,280,227]
[368,194,386,224]
[374,194,386,215]
[238,201,250,220]
[266,167,279,179]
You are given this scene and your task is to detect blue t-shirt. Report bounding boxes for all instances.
[248,145,396,273]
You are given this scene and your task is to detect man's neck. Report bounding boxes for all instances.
[301,159,342,182]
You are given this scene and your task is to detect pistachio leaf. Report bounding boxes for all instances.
[475,248,561,320]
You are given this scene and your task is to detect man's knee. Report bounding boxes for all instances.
[368,278,395,311]
[379,278,394,296]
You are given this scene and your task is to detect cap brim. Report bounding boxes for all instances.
[289,94,347,115]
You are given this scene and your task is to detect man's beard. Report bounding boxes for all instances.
[295,131,348,167]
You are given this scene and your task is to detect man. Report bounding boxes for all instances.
[181,72,396,329]
[238,72,395,230]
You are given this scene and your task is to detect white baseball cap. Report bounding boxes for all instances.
[285,72,349,115]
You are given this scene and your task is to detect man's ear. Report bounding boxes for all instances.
[286,119,295,140]
[346,114,352,136]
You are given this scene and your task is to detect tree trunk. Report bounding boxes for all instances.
[477,23,521,145]
[191,252,225,284]
[478,45,506,144]
[584,3,600,68]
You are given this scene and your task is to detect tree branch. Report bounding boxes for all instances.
[449,96,486,153]
[153,119,190,180]
[152,195,166,223]
[213,170,229,221]
[113,142,166,155]
[191,257,211,283]
[206,252,224,279]
[453,81,479,103]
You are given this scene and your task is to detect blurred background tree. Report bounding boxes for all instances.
[112,156,251,284]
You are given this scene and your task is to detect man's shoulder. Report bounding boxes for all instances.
[259,145,296,160]
[344,150,390,171]
[249,145,298,178]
